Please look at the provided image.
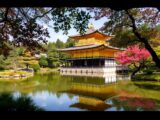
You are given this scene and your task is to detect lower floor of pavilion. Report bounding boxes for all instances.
[60,58,129,76]
[62,58,117,67]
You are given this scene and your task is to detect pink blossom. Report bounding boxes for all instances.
[115,45,151,65]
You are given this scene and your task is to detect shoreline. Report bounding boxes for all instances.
[133,73,160,81]
[0,68,58,82]
[37,68,59,74]
[0,70,34,82]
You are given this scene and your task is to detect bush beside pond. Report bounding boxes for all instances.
[29,64,40,72]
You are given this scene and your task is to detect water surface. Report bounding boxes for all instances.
[0,72,160,111]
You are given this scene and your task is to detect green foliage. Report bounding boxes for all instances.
[65,38,75,48]
[51,8,91,34]
[110,23,159,48]
[154,46,160,57]
[39,56,48,67]
[143,69,153,75]
[17,47,25,56]
[0,41,13,57]
[6,47,22,70]
[135,74,160,81]
[142,59,157,75]
[0,8,91,56]
[138,23,157,39]
[29,64,40,72]
[51,61,60,68]
[0,55,5,70]
[90,8,160,68]
[46,42,59,68]
[55,39,65,48]
[0,94,43,111]
[9,48,18,57]
[46,39,74,68]
[110,28,138,48]
[155,24,160,31]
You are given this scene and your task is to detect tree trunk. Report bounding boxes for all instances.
[131,66,141,78]
[26,63,29,69]
[133,31,160,68]
[131,63,143,79]
[143,40,160,68]
[13,60,17,72]
[125,10,160,69]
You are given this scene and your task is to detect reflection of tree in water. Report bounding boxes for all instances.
[109,96,160,111]
[70,76,105,85]
[67,94,74,99]
[0,73,106,94]
[55,92,62,98]
[0,93,43,111]
[134,83,160,91]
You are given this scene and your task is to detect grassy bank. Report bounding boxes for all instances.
[38,67,59,74]
[134,73,160,81]
[0,70,33,76]
[0,70,33,82]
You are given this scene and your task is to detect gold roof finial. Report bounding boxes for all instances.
[88,23,94,29]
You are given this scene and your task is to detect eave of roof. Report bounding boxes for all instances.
[57,44,123,51]
[69,30,113,38]
[57,44,102,51]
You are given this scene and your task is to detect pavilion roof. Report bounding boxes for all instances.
[69,28,114,39]
[57,44,124,51]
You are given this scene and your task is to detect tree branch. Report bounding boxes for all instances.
[0,8,10,23]
[31,8,54,22]
[125,9,160,68]
[18,8,30,22]
[125,10,146,42]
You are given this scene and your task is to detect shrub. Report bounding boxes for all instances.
[29,64,40,72]
[17,47,25,56]
[143,69,153,75]
[0,65,5,71]
[39,56,48,67]
[0,55,5,70]
[53,62,60,67]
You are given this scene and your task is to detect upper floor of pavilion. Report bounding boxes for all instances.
[69,24,114,47]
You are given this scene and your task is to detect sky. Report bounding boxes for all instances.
[44,16,108,43]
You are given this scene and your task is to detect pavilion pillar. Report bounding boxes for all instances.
[99,59,101,67]
[85,60,87,67]
[65,60,67,67]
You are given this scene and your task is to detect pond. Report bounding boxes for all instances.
[0,72,160,111]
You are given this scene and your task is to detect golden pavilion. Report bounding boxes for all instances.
[58,24,127,75]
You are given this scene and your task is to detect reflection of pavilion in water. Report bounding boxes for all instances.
[60,71,130,84]
[67,82,117,111]
[60,72,130,110]
[70,96,112,111]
